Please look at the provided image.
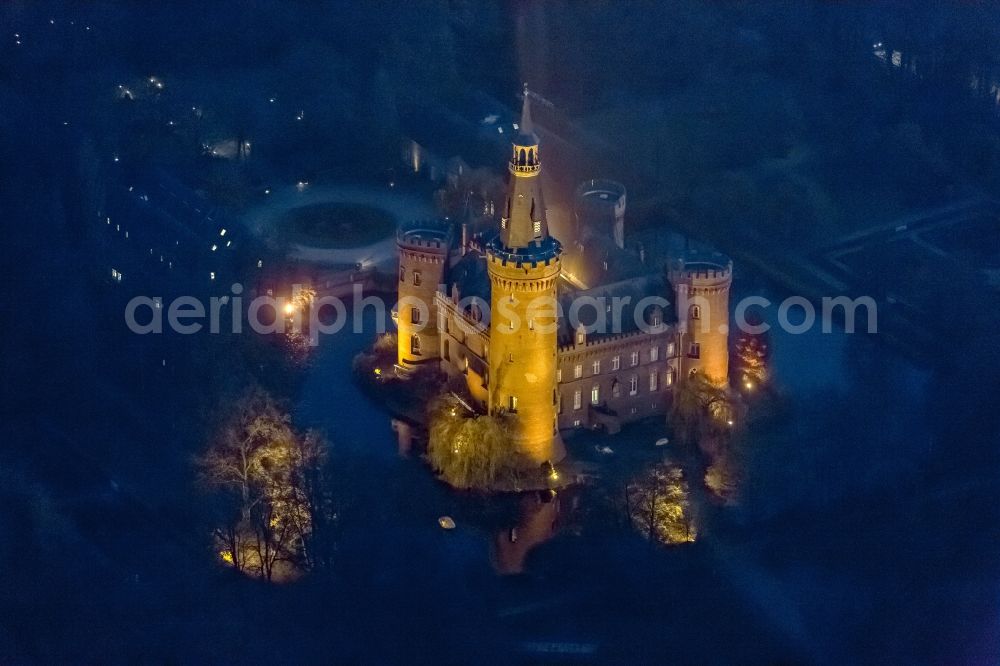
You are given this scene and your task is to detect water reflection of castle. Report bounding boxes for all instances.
[492,490,563,575]
[396,86,733,471]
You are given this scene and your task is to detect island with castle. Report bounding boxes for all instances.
[378,87,735,491]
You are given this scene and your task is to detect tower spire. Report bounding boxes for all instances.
[520,83,534,136]
[497,84,547,249]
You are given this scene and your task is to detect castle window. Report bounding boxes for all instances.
[592,360,601,375]
[689,342,700,358]
[667,342,675,356]
[533,220,541,235]
[507,352,514,363]
[501,218,507,229]
[650,346,659,362]
[573,419,581,428]
[574,363,583,379]
[411,308,421,325]
[611,355,620,371]
[413,271,422,286]
[690,305,701,320]
[591,385,600,405]
[399,266,405,282]
[443,339,450,360]
[666,368,675,387]
[649,371,659,392]
[612,379,621,398]
[557,368,562,382]
[528,319,534,330]
[410,334,420,355]
[509,395,518,412]
[629,375,638,395]
[631,351,639,367]
[652,312,662,326]
[573,390,582,410]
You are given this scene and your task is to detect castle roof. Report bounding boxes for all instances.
[556,274,676,347]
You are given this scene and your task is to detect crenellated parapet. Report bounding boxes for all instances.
[556,326,672,355]
[397,220,453,255]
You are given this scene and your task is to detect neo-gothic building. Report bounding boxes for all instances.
[396,87,732,466]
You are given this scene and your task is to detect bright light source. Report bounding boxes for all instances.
[745,381,753,390]
[284,302,295,316]
[726,419,734,426]
[219,228,226,236]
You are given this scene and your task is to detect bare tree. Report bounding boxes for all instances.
[196,388,332,580]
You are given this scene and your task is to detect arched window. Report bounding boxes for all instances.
[518,148,526,166]
[690,304,701,320]
[528,148,534,164]
[410,334,421,355]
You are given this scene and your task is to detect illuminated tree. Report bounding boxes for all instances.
[425,398,526,490]
[626,463,696,545]
[197,388,332,580]
[704,455,741,505]
[732,314,770,392]
[670,371,730,446]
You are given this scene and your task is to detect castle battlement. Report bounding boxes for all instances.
[668,253,733,283]
[557,325,671,354]
[397,220,453,252]
[486,236,562,270]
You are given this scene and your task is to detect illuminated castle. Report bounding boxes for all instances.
[396,86,731,466]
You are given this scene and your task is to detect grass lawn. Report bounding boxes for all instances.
[283,202,396,248]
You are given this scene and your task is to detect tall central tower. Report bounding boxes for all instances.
[486,85,565,465]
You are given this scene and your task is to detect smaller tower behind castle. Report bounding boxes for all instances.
[396,221,452,370]
[669,252,732,387]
